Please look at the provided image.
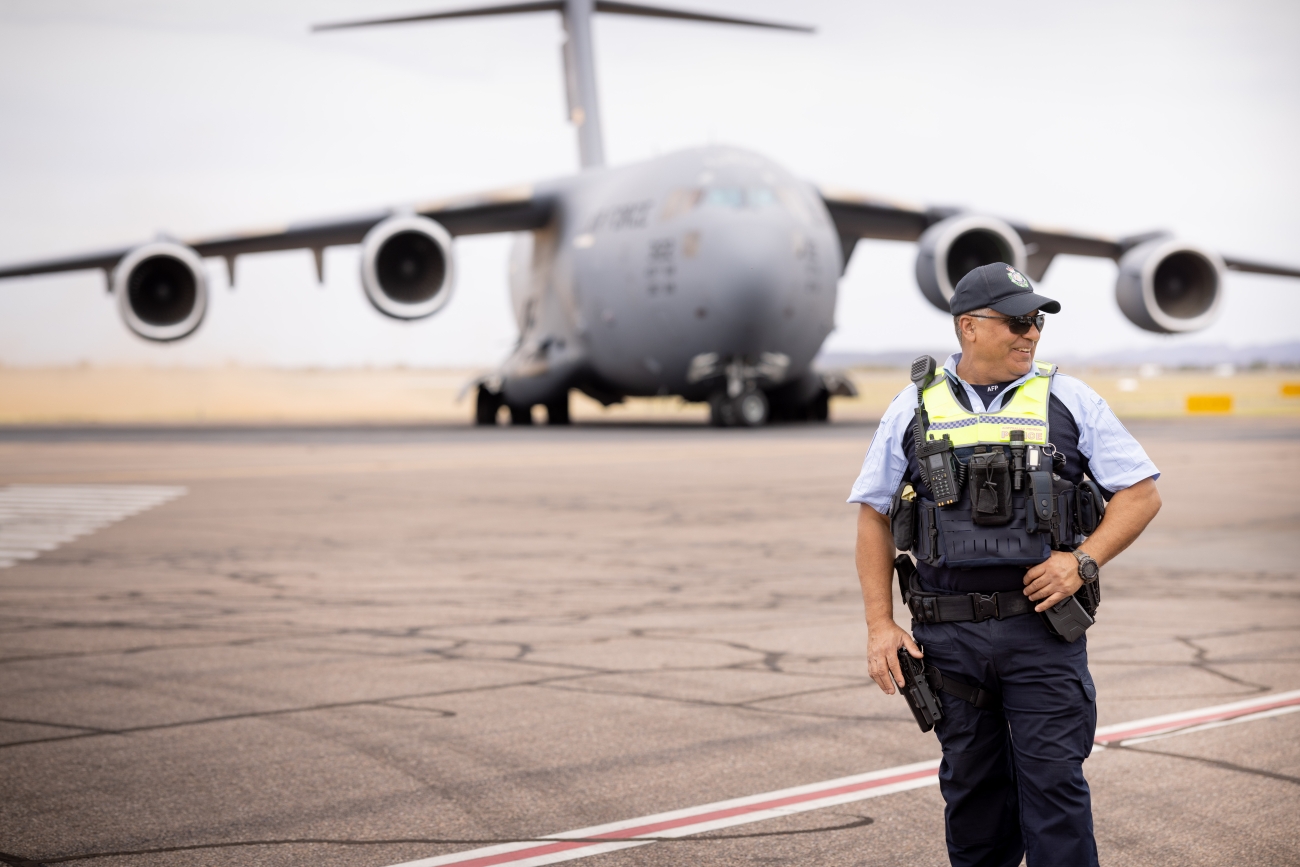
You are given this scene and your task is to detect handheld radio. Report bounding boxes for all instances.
[919,435,959,506]
[910,356,959,507]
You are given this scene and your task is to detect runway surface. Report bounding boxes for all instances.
[1,419,1298,866]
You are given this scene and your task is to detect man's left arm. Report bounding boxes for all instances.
[1023,477,1161,610]
[1024,375,1162,610]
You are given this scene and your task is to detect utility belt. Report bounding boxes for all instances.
[894,553,1034,624]
[896,549,1100,649]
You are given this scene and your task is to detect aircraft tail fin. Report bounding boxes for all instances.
[313,2,563,32]
[593,2,813,32]
[314,2,812,33]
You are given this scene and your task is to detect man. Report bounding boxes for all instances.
[848,262,1162,867]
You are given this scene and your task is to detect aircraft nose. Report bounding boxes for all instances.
[688,216,827,355]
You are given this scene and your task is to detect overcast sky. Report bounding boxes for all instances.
[0,0,1297,368]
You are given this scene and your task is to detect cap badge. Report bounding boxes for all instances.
[1006,266,1029,288]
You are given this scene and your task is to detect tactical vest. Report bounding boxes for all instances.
[890,361,1104,569]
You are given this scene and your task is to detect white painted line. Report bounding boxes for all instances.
[1093,688,1300,746]
[387,689,1300,867]
[1117,703,1300,746]
[389,760,942,867]
[0,485,186,570]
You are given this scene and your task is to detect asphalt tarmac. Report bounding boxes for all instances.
[1,418,1297,867]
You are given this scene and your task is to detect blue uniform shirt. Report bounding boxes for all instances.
[848,353,1159,594]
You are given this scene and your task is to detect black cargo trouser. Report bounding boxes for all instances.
[912,612,1099,867]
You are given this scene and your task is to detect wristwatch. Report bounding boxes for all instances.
[1073,550,1100,584]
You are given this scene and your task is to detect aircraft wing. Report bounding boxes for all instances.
[0,185,554,282]
[817,187,931,249]
[818,187,1300,281]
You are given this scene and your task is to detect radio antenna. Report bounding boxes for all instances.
[314,1,813,170]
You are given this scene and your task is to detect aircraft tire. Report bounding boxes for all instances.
[809,389,830,422]
[510,404,534,425]
[475,385,503,426]
[709,393,734,427]
[733,390,769,427]
[546,392,571,425]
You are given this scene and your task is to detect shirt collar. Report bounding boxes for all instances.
[942,352,1043,413]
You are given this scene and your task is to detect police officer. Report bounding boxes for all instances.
[849,262,1163,867]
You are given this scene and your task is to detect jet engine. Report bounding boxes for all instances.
[359,215,455,319]
[914,215,1027,312]
[113,241,208,341]
[1115,238,1223,333]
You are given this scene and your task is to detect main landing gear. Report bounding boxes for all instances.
[475,385,571,426]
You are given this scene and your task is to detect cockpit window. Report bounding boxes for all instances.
[660,186,777,221]
[703,187,775,209]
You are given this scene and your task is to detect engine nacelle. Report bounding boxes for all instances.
[360,215,455,319]
[914,215,1027,313]
[1115,239,1223,333]
[113,241,208,341]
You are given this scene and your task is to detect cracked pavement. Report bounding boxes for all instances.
[0,419,1297,866]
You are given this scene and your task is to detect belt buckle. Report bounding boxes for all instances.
[969,593,998,622]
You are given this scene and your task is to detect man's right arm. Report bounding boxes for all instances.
[848,385,924,695]
[856,505,922,695]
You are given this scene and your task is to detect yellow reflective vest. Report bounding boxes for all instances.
[909,361,1061,568]
[919,361,1054,449]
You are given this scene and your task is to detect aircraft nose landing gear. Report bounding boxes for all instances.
[709,388,769,427]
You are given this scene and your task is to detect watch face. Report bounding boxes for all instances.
[1081,559,1100,580]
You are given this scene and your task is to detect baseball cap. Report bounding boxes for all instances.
[950,262,1061,316]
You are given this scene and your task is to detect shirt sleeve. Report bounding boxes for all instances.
[1052,374,1160,492]
[847,385,916,514]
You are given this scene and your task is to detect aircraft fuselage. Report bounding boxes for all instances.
[499,146,843,411]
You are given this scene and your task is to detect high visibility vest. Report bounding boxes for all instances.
[906,361,1062,568]
[919,361,1055,448]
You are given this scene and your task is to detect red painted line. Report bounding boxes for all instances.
[591,767,938,838]
[451,841,584,867]
[440,766,939,867]
[399,690,1300,867]
[1093,693,1300,745]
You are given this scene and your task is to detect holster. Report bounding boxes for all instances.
[896,647,942,732]
[896,646,1001,733]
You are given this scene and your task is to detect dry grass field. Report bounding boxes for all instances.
[0,365,1296,425]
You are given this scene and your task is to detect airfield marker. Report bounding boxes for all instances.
[0,484,186,569]
[388,689,1300,867]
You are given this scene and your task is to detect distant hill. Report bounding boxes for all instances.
[818,340,1300,370]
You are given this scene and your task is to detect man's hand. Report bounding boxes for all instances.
[867,621,922,695]
[1023,551,1083,611]
[1022,477,1163,612]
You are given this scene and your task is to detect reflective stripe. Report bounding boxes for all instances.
[921,362,1054,447]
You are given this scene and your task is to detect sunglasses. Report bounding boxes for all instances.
[966,313,1046,335]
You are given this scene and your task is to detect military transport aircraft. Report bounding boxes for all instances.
[2,1,1298,427]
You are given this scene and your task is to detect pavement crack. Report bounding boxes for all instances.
[1107,743,1300,786]
[538,680,902,723]
[0,673,594,750]
[4,815,875,863]
[0,717,111,734]
[1174,636,1272,693]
